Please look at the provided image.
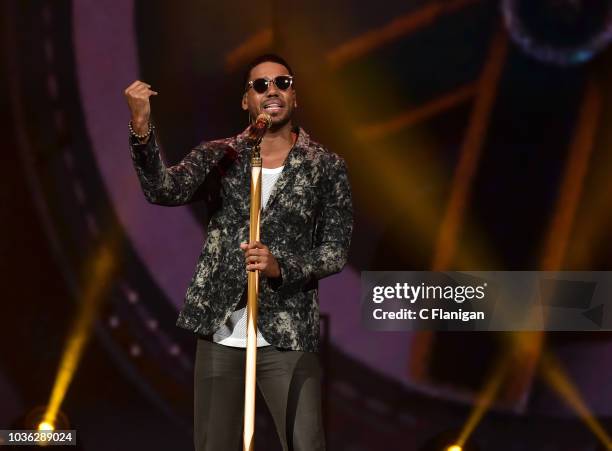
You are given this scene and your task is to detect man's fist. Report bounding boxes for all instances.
[124,80,158,134]
[240,241,281,279]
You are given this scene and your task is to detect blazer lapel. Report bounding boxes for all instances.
[261,127,310,223]
[235,126,311,223]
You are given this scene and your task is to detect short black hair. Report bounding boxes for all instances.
[242,53,294,91]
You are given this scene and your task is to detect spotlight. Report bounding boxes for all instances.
[23,406,69,431]
[419,430,480,451]
[37,421,55,431]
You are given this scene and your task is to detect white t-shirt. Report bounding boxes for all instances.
[213,166,284,347]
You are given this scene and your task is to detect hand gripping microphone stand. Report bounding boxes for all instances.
[243,113,271,451]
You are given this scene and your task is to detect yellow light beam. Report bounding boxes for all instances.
[540,352,612,450]
[540,78,602,271]
[410,28,507,383]
[326,0,480,69]
[563,77,612,268]
[432,27,507,270]
[42,229,119,427]
[355,82,478,141]
[456,357,509,447]
[534,76,608,450]
[225,28,274,73]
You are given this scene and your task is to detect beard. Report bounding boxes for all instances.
[268,111,293,131]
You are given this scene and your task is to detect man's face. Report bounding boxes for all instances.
[242,61,297,129]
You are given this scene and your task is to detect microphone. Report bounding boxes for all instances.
[246,113,272,144]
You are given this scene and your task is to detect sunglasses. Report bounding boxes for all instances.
[246,75,294,94]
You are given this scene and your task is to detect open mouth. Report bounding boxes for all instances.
[262,100,284,114]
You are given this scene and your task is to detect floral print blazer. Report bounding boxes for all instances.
[129,126,353,352]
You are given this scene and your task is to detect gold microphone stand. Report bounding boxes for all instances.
[243,114,270,451]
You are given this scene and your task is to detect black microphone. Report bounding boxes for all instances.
[246,113,272,144]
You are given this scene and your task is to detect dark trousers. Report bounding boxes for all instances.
[194,336,325,451]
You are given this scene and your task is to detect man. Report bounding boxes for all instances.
[124,54,353,450]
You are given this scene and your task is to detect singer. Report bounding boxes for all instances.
[124,54,353,451]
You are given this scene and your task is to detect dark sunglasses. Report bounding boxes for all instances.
[246,75,294,94]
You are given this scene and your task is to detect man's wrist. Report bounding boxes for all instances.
[268,272,283,290]
[266,258,283,289]
[131,117,150,135]
[129,119,154,144]
[271,258,282,278]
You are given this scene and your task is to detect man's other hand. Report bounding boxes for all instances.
[240,241,281,279]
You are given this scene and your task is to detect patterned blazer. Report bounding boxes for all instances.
[129,126,353,352]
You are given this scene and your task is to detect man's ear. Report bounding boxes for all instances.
[241,93,248,111]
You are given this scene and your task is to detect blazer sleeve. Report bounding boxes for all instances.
[129,131,218,206]
[273,156,353,292]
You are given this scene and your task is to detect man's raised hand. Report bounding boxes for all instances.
[124,80,158,134]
